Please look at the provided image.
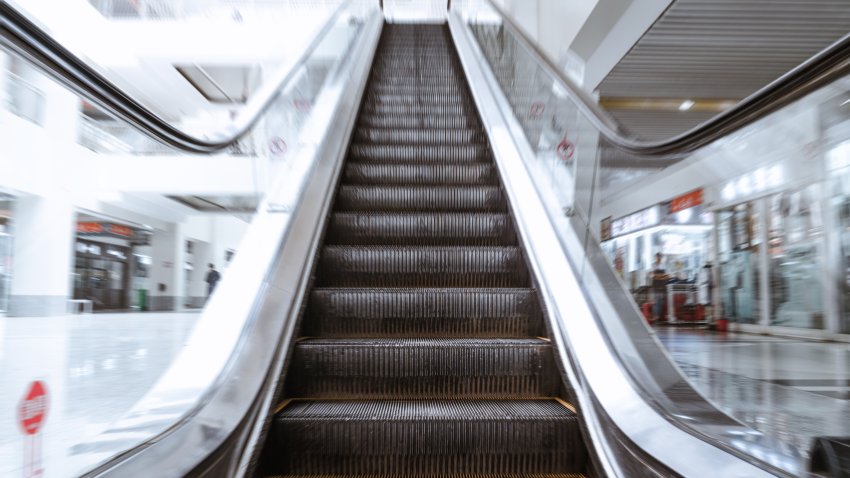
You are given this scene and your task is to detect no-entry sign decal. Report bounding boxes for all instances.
[18,380,48,478]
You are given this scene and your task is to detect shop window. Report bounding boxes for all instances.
[717,203,761,324]
[767,186,825,329]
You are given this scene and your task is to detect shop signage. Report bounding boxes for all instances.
[76,242,101,256]
[610,206,660,238]
[76,239,130,262]
[720,165,784,203]
[600,216,613,241]
[669,189,703,213]
[109,224,133,238]
[77,222,103,234]
[77,221,134,239]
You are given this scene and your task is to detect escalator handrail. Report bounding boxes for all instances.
[477,0,850,157]
[0,0,350,153]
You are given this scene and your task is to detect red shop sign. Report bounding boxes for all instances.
[669,189,703,213]
[76,222,103,234]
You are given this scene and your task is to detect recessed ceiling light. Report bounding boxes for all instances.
[678,100,695,111]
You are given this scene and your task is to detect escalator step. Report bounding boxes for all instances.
[370,83,468,95]
[316,246,529,287]
[335,185,506,212]
[349,144,490,163]
[358,113,476,129]
[304,288,543,338]
[343,163,497,185]
[287,338,559,398]
[272,399,585,475]
[260,22,588,477]
[325,213,515,245]
[268,474,586,477]
[362,103,471,116]
[363,94,471,107]
[354,127,485,144]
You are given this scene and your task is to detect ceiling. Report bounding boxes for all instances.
[599,0,850,102]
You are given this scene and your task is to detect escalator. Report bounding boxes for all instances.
[6,0,847,475]
[259,23,589,476]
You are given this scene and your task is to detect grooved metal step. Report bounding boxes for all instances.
[287,338,559,398]
[268,474,586,477]
[362,102,471,116]
[335,185,506,212]
[363,93,470,106]
[349,144,490,163]
[316,246,529,287]
[271,400,584,475]
[304,288,544,338]
[354,127,484,145]
[325,213,515,245]
[370,84,468,95]
[358,113,477,129]
[343,163,496,185]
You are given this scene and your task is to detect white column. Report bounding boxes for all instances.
[757,197,770,327]
[821,181,843,334]
[148,224,186,311]
[8,195,75,316]
[6,56,81,317]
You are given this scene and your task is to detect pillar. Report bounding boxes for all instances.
[148,223,186,311]
[7,195,75,316]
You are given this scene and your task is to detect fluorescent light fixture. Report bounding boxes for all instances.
[678,100,695,111]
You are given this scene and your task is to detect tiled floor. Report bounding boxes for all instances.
[655,328,850,462]
[0,311,200,478]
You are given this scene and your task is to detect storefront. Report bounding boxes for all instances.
[73,238,131,310]
[708,158,835,334]
[601,189,713,317]
[73,221,140,311]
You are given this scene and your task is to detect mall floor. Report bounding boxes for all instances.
[0,311,200,478]
[655,327,850,467]
[2,311,847,477]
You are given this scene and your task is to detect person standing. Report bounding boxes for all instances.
[650,253,669,321]
[205,263,221,298]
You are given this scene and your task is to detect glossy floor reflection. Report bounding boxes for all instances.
[0,311,200,478]
[656,328,850,460]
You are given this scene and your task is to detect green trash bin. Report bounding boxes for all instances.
[137,289,148,311]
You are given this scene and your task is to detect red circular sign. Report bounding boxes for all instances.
[556,138,575,161]
[18,381,48,435]
[268,137,287,156]
[529,102,545,118]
